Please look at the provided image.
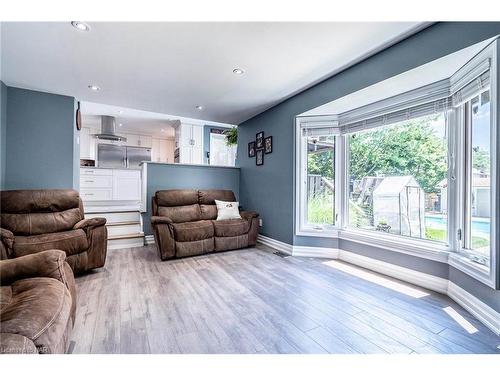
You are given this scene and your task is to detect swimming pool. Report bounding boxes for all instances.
[425,215,490,234]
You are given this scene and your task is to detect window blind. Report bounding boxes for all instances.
[302,126,339,137]
[341,97,451,134]
[451,70,490,107]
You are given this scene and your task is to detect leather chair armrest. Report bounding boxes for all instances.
[151,216,173,225]
[0,228,14,249]
[0,250,71,286]
[73,217,107,230]
[240,211,259,220]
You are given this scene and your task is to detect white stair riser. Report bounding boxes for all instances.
[107,224,143,237]
[85,211,141,224]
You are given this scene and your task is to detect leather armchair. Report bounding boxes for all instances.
[0,250,76,354]
[0,189,108,274]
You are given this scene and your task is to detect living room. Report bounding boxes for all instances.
[1,1,500,373]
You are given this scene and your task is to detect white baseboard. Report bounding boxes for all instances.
[337,250,449,294]
[448,282,500,336]
[257,235,293,255]
[293,246,340,259]
[259,235,499,336]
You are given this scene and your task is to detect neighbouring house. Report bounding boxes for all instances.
[439,168,491,217]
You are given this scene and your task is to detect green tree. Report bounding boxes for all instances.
[308,149,334,180]
[349,116,447,193]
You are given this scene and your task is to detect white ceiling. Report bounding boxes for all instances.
[300,38,492,117]
[1,22,424,124]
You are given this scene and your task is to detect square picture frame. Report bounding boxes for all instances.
[256,131,264,149]
[264,136,273,154]
[256,149,264,166]
[248,141,256,157]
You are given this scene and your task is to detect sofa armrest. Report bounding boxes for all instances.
[0,228,14,249]
[0,250,71,286]
[240,211,259,220]
[151,216,173,225]
[73,217,106,230]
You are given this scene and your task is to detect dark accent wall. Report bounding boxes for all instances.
[237,22,500,312]
[143,163,240,235]
[4,86,79,190]
[0,81,6,190]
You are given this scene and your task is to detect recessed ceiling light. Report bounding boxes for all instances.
[88,85,100,91]
[118,123,123,127]
[160,129,165,132]
[71,21,90,32]
[195,105,203,110]
[232,68,245,75]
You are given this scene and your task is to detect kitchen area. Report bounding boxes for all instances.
[78,101,237,249]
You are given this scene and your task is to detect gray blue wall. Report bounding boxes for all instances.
[237,22,500,312]
[143,162,240,235]
[0,81,6,190]
[3,86,79,190]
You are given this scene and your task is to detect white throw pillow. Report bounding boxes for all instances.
[215,200,241,220]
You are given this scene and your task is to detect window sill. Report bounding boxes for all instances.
[296,227,340,238]
[448,252,495,288]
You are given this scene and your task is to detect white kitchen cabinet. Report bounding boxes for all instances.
[139,135,152,148]
[80,127,91,159]
[79,127,98,160]
[152,138,175,163]
[112,169,141,201]
[174,123,203,164]
[125,134,140,147]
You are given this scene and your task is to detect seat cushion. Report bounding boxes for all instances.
[171,220,214,242]
[0,278,73,354]
[212,219,250,237]
[13,229,88,258]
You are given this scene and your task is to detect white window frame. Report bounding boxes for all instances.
[295,116,341,237]
[449,41,498,288]
[295,38,499,289]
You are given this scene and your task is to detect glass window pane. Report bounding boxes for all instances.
[466,91,491,263]
[348,113,448,243]
[306,135,335,226]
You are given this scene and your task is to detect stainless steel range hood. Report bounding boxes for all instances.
[94,116,127,142]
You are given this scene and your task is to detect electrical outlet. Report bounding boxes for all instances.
[259,218,263,227]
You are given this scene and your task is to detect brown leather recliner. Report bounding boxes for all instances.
[0,250,76,354]
[151,189,259,260]
[0,189,107,274]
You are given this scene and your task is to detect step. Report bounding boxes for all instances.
[106,221,141,227]
[108,232,144,240]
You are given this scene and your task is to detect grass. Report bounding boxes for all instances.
[425,227,489,248]
[307,194,334,225]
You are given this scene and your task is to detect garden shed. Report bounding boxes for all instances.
[372,176,425,238]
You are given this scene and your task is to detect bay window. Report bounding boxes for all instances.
[296,37,498,288]
[347,113,449,244]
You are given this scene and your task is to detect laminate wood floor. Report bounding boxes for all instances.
[71,244,500,354]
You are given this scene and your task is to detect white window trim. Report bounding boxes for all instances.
[295,37,499,289]
[295,116,340,237]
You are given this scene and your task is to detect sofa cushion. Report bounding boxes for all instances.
[0,189,80,213]
[158,204,201,223]
[171,220,214,242]
[1,208,83,236]
[0,278,72,354]
[12,229,88,258]
[200,204,218,220]
[213,219,250,237]
[156,189,198,207]
[198,190,236,205]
